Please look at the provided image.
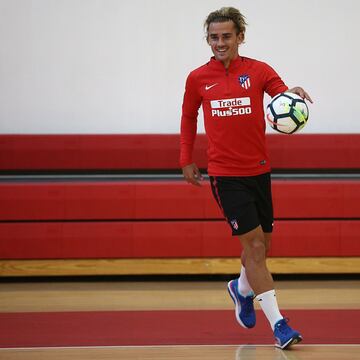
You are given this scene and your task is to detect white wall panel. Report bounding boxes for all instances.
[0,0,359,133]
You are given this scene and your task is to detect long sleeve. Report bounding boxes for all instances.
[262,63,288,98]
[179,72,202,168]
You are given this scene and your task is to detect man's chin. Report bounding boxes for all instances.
[214,54,228,62]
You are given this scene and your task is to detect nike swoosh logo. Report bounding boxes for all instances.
[205,83,218,91]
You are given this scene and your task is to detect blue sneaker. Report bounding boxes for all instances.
[274,318,302,349]
[227,279,256,328]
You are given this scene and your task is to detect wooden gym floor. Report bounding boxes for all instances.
[0,278,359,359]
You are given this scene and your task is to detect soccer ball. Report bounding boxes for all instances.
[266,92,309,134]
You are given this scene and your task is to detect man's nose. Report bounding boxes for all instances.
[217,37,225,46]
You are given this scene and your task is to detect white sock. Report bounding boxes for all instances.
[256,289,283,330]
[237,266,253,296]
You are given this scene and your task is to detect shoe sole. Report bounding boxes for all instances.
[227,281,252,329]
[275,335,303,350]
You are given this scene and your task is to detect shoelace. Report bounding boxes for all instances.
[242,296,254,316]
[276,318,292,335]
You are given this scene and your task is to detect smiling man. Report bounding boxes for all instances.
[179,7,312,350]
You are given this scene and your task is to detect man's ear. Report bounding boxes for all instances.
[238,32,244,44]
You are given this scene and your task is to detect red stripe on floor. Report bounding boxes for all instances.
[0,310,359,348]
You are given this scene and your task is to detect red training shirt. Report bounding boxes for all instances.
[180,56,288,176]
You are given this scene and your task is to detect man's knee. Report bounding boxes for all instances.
[239,228,267,263]
[247,239,266,263]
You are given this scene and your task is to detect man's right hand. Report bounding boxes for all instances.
[182,163,204,187]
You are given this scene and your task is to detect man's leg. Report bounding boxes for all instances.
[228,226,271,328]
[237,230,271,295]
[238,225,273,294]
[238,226,302,349]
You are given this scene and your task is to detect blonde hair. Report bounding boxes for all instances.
[204,7,247,37]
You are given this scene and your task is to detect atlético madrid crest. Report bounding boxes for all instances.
[230,219,239,230]
[239,74,251,89]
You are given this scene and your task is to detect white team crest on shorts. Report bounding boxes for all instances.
[230,219,239,230]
